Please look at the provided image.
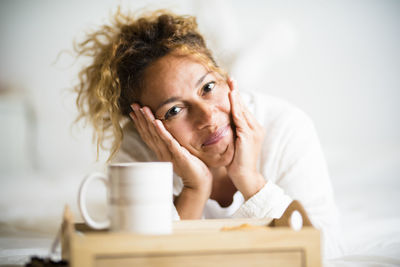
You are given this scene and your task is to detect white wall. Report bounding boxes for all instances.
[1,0,399,175]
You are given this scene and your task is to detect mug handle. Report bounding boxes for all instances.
[78,172,110,230]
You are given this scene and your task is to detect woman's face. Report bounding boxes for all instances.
[139,53,235,168]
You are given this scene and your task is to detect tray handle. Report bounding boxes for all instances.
[269,200,313,228]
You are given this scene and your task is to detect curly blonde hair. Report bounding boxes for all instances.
[74,8,225,161]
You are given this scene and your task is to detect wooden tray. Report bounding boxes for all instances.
[61,201,321,267]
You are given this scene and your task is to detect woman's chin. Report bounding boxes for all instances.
[202,142,235,168]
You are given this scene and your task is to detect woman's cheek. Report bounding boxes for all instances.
[165,121,189,146]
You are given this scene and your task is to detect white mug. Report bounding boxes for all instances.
[78,162,173,234]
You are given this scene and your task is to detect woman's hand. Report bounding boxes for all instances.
[130,104,212,219]
[130,104,212,192]
[226,78,267,200]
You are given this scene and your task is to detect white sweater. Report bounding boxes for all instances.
[114,91,343,259]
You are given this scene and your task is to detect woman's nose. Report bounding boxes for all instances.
[193,102,215,129]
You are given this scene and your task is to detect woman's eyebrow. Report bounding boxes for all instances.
[195,71,211,88]
[155,71,211,112]
[155,96,181,111]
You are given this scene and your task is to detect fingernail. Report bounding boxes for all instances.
[131,103,138,111]
[139,108,145,115]
[154,119,163,127]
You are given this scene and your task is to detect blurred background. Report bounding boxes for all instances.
[0,0,399,262]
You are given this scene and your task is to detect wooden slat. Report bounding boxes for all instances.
[173,217,273,233]
[95,251,303,267]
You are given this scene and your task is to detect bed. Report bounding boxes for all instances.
[1,143,399,266]
[1,1,400,266]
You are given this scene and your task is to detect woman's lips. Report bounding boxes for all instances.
[202,125,230,147]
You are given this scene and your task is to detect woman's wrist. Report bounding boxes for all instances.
[174,186,210,219]
[232,172,266,201]
[181,172,212,197]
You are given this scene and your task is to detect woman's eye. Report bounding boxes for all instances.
[202,81,215,94]
[164,106,182,120]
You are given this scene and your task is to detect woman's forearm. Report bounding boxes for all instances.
[174,186,210,219]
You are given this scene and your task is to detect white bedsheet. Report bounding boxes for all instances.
[325,144,400,266]
[1,145,400,266]
[0,171,83,266]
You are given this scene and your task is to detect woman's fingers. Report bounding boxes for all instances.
[131,104,150,134]
[130,103,177,157]
[130,104,171,160]
[228,78,253,129]
[227,77,245,127]
[237,93,258,129]
[227,77,257,130]
[131,104,191,163]
[141,107,160,139]
[229,89,247,130]
[153,119,187,160]
[130,103,212,192]
[228,77,246,128]
[142,107,173,160]
[227,77,236,92]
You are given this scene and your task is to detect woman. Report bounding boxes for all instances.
[75,9,342,258]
